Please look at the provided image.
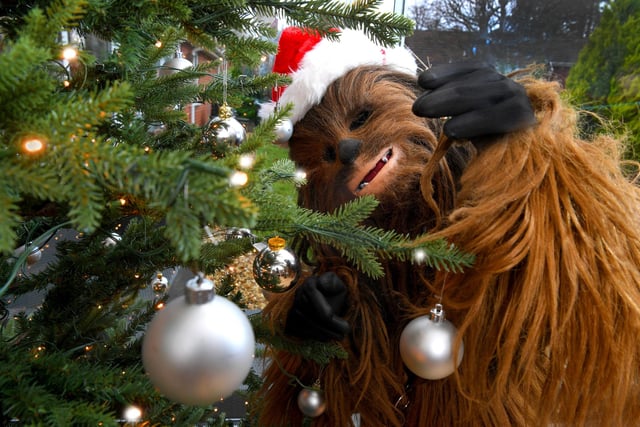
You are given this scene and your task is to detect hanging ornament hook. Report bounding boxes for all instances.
[184,272,216,304]
[429,303,445,323]
[399,272,464,380]
[222,55,228,105]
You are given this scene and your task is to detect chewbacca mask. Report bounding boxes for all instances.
[256,27,640,426]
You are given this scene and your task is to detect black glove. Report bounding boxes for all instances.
[285,272,350,342]
[412,62,536,141]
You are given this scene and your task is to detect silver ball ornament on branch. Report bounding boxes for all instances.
[274,118,293,144]
[147,121,167,137]
[158,50,193,77]
[26,246,42,265]
[13,243,43,266]
[399,303,464,380]
[141,274,255,406]
[151,272,169,295]
[297,385,326,418]
[252,237,300,293]
[202,104,246,149]
[102,232,121,247]
[225,227,255,242]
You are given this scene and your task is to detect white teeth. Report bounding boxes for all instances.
[356,149,392,192]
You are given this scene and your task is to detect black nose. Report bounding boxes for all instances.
[338,138,362,165]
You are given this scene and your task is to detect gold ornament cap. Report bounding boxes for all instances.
[219,103,233,120]
[267,236,286,251]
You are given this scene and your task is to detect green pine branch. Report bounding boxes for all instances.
[251,161,475,278]
[247,0,415,45]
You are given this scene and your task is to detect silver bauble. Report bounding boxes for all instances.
[203,104,246,147]
[103,232,121,247]
[225,227,255,242]
[252,237,300,293]
[13,243,42,266]
[297,388,326,418]
[274,118,293,144]
[151,272,169,295]
[142,275,255,405]
[147,121,167,136]
[399,304,464,380]
[26,246,42,265]
[158,53,193,77]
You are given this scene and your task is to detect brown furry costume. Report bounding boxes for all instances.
[256,65,640,426]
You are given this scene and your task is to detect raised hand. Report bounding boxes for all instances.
[412,62,536,141]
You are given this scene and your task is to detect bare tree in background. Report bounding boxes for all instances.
[406,0,607,70]
[409,0,606,38]
[409,0,446,30]
[410,0,510,35]
[507,0,605,39]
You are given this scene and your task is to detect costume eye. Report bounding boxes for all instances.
[350,110,371,131]
[323,145,337,162]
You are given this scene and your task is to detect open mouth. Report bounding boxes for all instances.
[354,147,393,193]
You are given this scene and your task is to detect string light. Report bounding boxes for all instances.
[229,171,248,187]
[238,153,255,169]
[294,169,307,184]
[155,40,163,48]
[62,46,78,61]
[123,405,142,422]
[413,249,427,263]
[21,136,46,154]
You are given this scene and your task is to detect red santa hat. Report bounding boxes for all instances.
[259,27,417,128]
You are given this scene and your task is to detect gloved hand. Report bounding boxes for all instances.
[285,272,350,342]
[412,62,536,141]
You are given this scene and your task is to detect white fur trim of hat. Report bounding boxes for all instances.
[259,27,418,129]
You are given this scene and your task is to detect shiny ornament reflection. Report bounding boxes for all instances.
[158,51,193,77]
[297,388,326,418]
[274,118,293,144]
[399,304,463,380]
[142,275,255,405]
[151,272,169,295]
[203,104,246,148]
[252,237,300,293]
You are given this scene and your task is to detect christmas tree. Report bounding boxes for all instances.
[0,0,475,424]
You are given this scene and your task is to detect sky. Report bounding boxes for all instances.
[378,0,418,15]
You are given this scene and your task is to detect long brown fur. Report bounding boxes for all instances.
[256,66,640,426]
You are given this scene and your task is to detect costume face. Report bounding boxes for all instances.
[288,66,470,235]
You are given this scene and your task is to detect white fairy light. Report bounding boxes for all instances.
[62,46,78,61]
[294,169,307,184]
[229,171,249,187]
[413,248,426,263]
[123,405,142,422]
[238,153,255,169]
